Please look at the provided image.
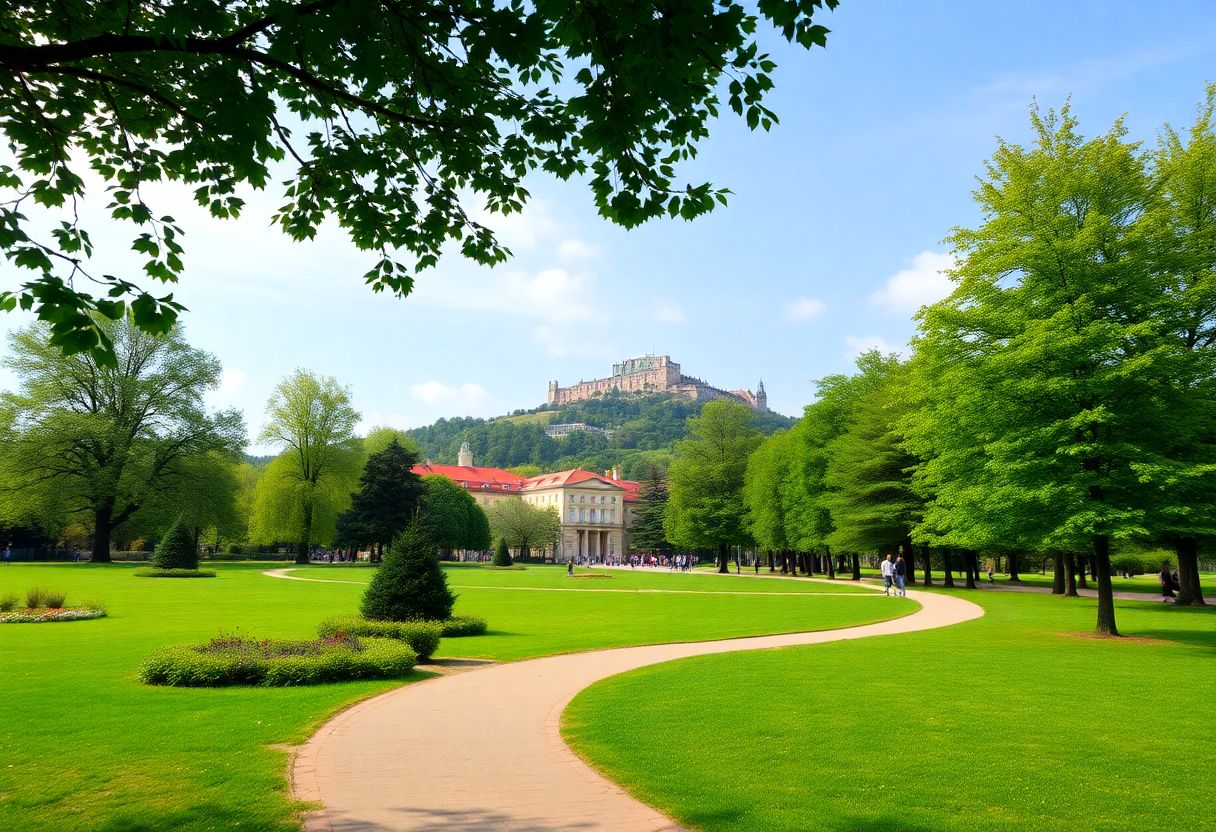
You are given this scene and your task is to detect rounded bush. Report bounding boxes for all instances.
[318,616,442,661]
[441,615,488,637]
[133,567,217,578]
[138,635,416,687]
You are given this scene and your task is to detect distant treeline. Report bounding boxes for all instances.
[406,392,794,478]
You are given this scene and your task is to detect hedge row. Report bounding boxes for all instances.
[317,617,442,661]
[133,567,216,578]
[139,636,416,687]
[441,615,488,637]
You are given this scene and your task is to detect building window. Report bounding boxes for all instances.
[579,508,585,522]
[569,509,576,521]
[590,509,597,523]
[461,481,468,487]
[503,484,510,491]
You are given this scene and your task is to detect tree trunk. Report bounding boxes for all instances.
[92,503,114,563]
[717,541,729,574]
[921,543,932,587]
[803,552,814,576]
[767,551,775,572]
[825,546,836,579]
[1174,537,1206,607]
[964,551,976,589]
[1077,555,1089,589]
[942,550,955,588]
[1008,551,1020,581]
[1093,535,1119,636]
[296,501,314,565]
[851,553,861,581]
[1065,554,1079,597]
[900,538,916,583]
[1051,552,1065,594]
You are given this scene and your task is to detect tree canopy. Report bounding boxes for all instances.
[418,474,492,555]
[0,0,840,361]
[335,439,424,557]
[486,498,560,561]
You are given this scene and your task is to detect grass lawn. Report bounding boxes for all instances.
[999,570,1216,595]
[0,562,905,831]
[563,588,1216,832]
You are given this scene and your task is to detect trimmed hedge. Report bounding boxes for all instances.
[317,616,442,660]
[134,567,217,578]
[139,636,416,687]
[441,615,488,637]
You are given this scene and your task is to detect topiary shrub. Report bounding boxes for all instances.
[138,635,416,686]
[492,537,512,567]
[361,523,455,622]
[154,519,198,570]
[317,616,443,660]
[441,614,488,637]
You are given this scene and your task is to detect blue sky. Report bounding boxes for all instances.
[2,1,1215,451]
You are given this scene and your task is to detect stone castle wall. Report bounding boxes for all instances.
[548,356,767,412]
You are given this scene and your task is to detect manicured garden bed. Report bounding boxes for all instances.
[139,633,416,686]
[134,567,217,578]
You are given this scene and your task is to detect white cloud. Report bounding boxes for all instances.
[844,335,902,359]
[869,251,956,315]
[653,304,686,325]
[207,367,247,409]
[557,238,598,260]
[409,381,499,413]
[470,199,555,250]
[784,296,826,323]
[416,266,593,323]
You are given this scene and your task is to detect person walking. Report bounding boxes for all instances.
[2,544,11,566]
[894,555,907,597]
[880,553,894,595]
[567,558,575,577]
[1159,561,1175,603]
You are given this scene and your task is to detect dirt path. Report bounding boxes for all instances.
[291,580,983,831]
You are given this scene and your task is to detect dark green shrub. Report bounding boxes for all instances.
[441,615,488,637]
[25,587,47,608]
[317,617,442,660]
[134,567,216,578]
[492,538,512,567]
[42,590,66,608]
[0,593,18,612]
[226,543,240,554]
[138,635,416,686]
[154,519,198,570]
[361,523,454,622]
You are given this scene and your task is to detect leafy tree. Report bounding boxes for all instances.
[127,451,244,550]
[361,523,454,622]
[486,499,560,561]
[336,439,424,560]
[418,475,491,556]
[664,401,761,572]
[0,316,245,560]
[743,430,792,561]
[362,426,419,458]
[1136,85,1216,606]
[0,0,841,361]
[913,104,1176,635]
[823,356,925,580]
[258,370,361,563]
[248,452,351,550]
[492,538,512,567]
[153,517,198,570]
[630,464,672,555]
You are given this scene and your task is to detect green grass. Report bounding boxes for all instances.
[564,589,1216,832]
[0,562,905,831]
[1001,570,1216,594]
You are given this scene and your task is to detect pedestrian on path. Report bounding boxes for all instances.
[567,559,574,577]
[1159,561,1175,602]
[881,553,894,595]
[895,555,907,596]
[2,544,10,566]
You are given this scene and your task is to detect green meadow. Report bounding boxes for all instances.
[564,588,1216,832]
[0,562,898,831]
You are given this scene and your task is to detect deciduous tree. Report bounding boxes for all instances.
[486,498,559,562]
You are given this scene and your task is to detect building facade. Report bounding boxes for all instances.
[547,355,767,413]
[412,447,638,561]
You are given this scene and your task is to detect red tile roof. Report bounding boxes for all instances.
[521,469,640,502]
[412,463,525,492]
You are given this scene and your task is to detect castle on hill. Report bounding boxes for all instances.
[547,355,768,413]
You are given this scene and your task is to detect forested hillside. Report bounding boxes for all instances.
[406,392,794,478]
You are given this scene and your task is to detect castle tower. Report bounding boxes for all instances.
[547,380,559,405]
[457,441,473,467]
[756,379,768,413]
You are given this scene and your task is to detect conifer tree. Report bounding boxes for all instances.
[492,538,512,567]
[153,518,198,570]
[630,465,672,554]
[361,523,455,622]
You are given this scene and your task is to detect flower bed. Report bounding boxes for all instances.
[317,617,443,660]
[0,607,107,624]
[133,567,217,578]
[139,634,416,687]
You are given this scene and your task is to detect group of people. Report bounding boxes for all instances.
[879,553,907,596]
[1159,561,1182,602]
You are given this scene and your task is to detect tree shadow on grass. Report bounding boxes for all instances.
[96,804,278,832]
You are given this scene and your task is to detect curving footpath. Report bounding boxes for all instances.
[292,582,983,832]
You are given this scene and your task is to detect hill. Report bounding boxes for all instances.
[406,392,795,478]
